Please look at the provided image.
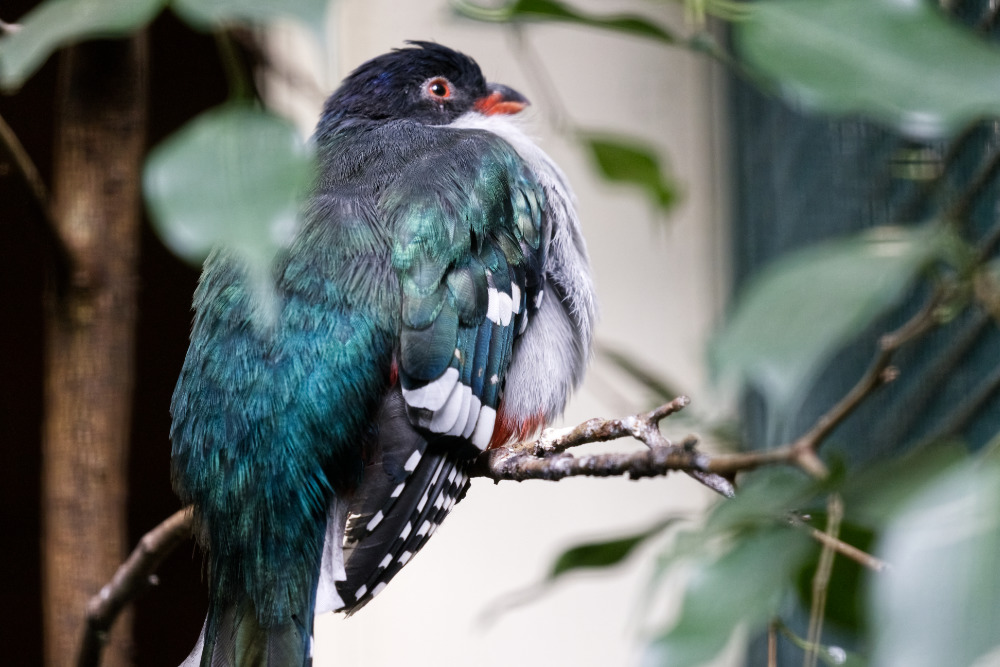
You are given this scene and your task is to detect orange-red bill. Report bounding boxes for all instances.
[475,84,529,116]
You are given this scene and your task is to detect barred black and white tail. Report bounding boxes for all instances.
[317,389,474,615]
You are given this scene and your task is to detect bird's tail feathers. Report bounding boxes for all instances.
[190,601,312,667]
[336,443,471,614]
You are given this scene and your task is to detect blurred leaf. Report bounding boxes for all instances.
[170,0,329,34]
[649,526,813,667]
[0,0,165,91]
[580,133,678,213]
[703,467,819,533]
[839,441,968,527]
[733,0,1000,138]
[870,457,1000,666]
[143,103,313,268]
[657,468,820,580]
[550,518,677,580]
[710,225,951,417]
[453,0,678,45]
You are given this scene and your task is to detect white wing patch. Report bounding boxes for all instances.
[471,406,497,450]
[403,449,421,472]
[402,367,459,411]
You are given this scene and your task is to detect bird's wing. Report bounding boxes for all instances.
[330,130,548,612]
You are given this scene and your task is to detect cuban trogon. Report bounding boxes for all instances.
[171,41,597,666]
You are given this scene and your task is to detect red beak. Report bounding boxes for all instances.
[474,83,530,116]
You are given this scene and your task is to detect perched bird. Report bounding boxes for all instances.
[171,42,596,666]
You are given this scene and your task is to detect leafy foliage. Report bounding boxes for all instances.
[170,0,328,36]
[143,103,313,268]
[0,0,165,91]
[870,455,1000,667]
[733,0,1000,138]
[452,0,678,45]
[457,2,1000,664]
[613,450,1000,665]
[548,519,679,580]
[710,225,954,418]
[579,134,678,214]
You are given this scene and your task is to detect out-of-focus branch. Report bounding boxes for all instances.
[0,111,73,285]
[804,494,842,667]
[786,289,943,476]
[791,513,888,573]
[78,508,194,667]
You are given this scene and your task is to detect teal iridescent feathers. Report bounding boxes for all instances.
[172,122,547,664]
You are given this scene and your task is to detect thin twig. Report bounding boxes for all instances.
[786,289,943,476]
[78,508,194,667]
[945,145,1000,223]
[0,111,48,206]
[974,271,1000,326]
[792,515,888,573]
[768,619,779,667]
[0,111,74,285]
[525,395,691,456]
[804,494,842,667]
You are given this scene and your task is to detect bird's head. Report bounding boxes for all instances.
[321,41,529,125]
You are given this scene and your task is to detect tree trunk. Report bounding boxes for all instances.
[42,35,148,667]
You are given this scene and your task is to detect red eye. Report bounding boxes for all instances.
[426,77,452,99]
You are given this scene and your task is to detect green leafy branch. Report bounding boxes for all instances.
[457,2,1000,666]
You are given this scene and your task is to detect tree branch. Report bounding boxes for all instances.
[78,508,194,667]
[81,288,934,661]
[470,288,944,494]
[470,396,737,497]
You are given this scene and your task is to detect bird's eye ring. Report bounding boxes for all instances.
[425,77,452,100]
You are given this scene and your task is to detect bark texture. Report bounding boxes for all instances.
[42,35,148,667]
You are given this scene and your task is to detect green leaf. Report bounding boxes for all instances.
[453,0,678,45]
[649,526,814,667]
[143,103,313,268]
[549,519,677,580]
[733,0,1000,138]
[703,467,819,535]
[170,0,329,33]
[710,225,949,417]
[579,133,678,213]
[655,468,820,587]
[0,0,165,91]
[839,442,968,527]
[870,457,1000,666]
